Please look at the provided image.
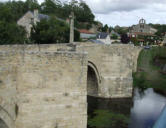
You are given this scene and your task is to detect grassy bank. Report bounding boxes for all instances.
[133,46,166,93]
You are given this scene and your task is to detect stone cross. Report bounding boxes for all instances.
[69,12,74,43]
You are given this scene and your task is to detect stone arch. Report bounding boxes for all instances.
[0,106,15,128]
[87,61,101,97]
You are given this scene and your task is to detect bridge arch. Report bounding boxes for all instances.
[87,61,101,97]
[0,106,15,128]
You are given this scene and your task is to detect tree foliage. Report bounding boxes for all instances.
[0,1,28,44]
[102,24,109,32]
[114,26,128,35]
[0,21,27,44]
[111,34,118,39]
[40,0,95,29]
[30,17,80,44]
[0,0,95,44]
[88,110,129,128]
[121,34,130,44]
[149,23,166,37]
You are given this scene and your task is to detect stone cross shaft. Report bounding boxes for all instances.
[69,12,74,43]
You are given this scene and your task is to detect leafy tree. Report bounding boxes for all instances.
[30,17,80,44]
[149,23,166,37]
[111,34,118,40]
[25,0,40,10]
[0,3,14,22]
[102,24,109,32]
[76,1,95,23]
[0,2,27,44]
[121,34,130,44]
[0,21,27,44]
[109,26,114,33]
[40,0,62,17]
[0,0,40,22]
[114,26,128,35]
[130,37,139,46]
[88,110,129,128]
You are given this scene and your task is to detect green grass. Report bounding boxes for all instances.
[133,46,166,91]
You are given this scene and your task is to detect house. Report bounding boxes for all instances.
[17,9,49,37]
[78,29,97,40]
[110,30,120,39]
[97,32,111,44]
[128,18,158,45]
[129,18,157,38]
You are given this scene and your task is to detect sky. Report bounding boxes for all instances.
[84,0,166,27]
[1,0,166,27]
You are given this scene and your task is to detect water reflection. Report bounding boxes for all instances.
[129,88,166,128]
[88,96,132,128]
[88,88,166,128]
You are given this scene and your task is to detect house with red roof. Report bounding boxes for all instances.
[78,29,97,40]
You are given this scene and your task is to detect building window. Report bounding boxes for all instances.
[140,24,144,28]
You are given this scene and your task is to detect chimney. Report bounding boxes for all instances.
[33,9,39,25]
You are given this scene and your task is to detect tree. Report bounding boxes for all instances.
[88,110,129,128]
[111,34,118,40]
[102,24,109,32]
[0,21,27,44]
[130,37,139,46]
[0,2,27,44]
[30,17,80,44]
[121,34,130,44]
[77,1,95,23]
[41,0,62,16]
[109,26,114,33]
[149,23,166,37]
[114,26,128,35]
[25,0,40,11]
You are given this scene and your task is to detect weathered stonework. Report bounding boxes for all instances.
[0,46,87,128]
[0,43,142,128]
[76,43,142,98]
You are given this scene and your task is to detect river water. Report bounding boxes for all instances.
[88,88,166,128]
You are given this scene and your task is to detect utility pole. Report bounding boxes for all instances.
[69,12,74,43]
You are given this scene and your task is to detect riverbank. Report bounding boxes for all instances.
[133,46,166,94]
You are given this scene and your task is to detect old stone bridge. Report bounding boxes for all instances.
[0,42,141,128]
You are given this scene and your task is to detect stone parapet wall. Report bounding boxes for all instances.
[0,47,87,128]
[77,43,142,98]
[0,43,142,127]
[0,52,18,128]
[15,51,87,128]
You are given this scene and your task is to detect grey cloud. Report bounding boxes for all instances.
[85,0,166,14]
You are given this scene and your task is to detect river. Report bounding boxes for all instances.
[88,88,166,128]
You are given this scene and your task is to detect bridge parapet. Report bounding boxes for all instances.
[0,52,18,128]
[0,46,87,128]
[76,42,142,98]
[0,43,142,128]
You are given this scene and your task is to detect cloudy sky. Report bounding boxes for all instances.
[84,0,166,27]
[1,0,166,27]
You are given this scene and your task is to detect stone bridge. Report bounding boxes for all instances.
[0,42,141,128]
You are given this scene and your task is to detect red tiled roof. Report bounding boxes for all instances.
[78,29,94,34]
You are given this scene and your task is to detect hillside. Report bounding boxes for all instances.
[133,47,166,94]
